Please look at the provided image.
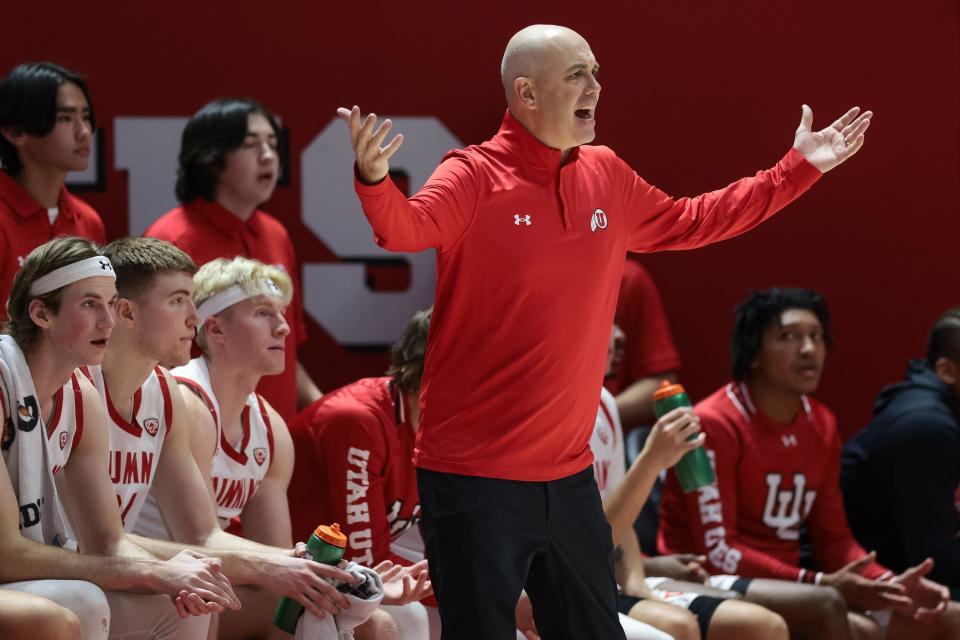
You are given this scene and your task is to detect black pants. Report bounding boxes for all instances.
[417,466,626,640]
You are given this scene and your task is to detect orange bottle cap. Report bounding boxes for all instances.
[652,379,687,401]
[314,523,348,548]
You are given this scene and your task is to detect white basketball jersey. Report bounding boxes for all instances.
[84,365,171,532]
[40,372,84,478]
[173,357,274,528]
[591,387,626,500]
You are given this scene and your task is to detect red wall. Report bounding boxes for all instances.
[5,0,957,438]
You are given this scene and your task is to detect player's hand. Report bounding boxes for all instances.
[155,549,241,618]
[893,558,949,622]
[337,105,404,185]
[515,591,540,639]
[639,407,704,470]
[642,554,709,583]
[820,552,911,612]
[793,105,872,172]
[260,555,356,618]
[374,560,433,605]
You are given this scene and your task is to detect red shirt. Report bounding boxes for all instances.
[0,170,105,318]
[144,200,306,421]
[287,377,421,568]
[658,382,891,582]
[605,259,681,395]
[355,111,821,481]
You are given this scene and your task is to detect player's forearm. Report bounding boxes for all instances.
[296,361,323,410]
[603,450,661,542]
[0,535,161,592]
[613,528,650,597]
[128,530,288,586]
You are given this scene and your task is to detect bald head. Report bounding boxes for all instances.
[500,25,590,103]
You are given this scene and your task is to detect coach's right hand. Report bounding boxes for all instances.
[640,407,705,470]
[820,552,912,613]
[156,549,241,618]
[337,106,404,184]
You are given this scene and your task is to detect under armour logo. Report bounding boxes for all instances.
[514,214,532,226]
[781,434,798,448]
[591,208,608,232]
[99,260,112,271]
[17,255,26,267]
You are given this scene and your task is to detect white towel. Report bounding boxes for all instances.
[0,335,71,547]
[296,562,385,640]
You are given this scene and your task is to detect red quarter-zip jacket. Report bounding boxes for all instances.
[355,111,821,481]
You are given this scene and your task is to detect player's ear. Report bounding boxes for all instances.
[114,297,137,327]
[934,357,957,386]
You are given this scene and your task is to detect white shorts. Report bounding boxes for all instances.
[2,579,110,640]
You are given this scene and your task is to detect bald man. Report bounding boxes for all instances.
[338,24,872,640]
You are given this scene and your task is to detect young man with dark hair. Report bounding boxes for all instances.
[842,308,960,600]
[144,97,319,422]
[659,288,960,639]
[0,63,105,316]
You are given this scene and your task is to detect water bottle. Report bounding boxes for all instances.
[274,523,347,633]
[652,380,715,492]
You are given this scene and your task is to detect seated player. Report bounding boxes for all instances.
[0,63,105,316]
[144,97,320,421]
[288,308,441,639]
[659,287,960,639]
[608,260,681,433]
[133,254,420,638]
[594,325,789,640]
[92,238,376,639]
[843,308,960,600]
[0,237,239,639]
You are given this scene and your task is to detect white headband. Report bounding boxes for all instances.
[196,279,284,322]
[29,256,116,296]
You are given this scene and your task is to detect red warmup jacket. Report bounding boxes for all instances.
[658,383,892,582]
[287,377,421,568]
[0,170,105,319]
[355,111,822,481]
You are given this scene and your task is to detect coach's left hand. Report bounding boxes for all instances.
[793,105,872,172]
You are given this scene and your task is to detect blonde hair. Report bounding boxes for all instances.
[193,256,292,350]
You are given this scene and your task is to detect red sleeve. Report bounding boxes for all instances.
[615,261,680,380]
[622,148,822,253]
[808,424,892,580]
[677,414,807,581]
[354,153,478,254]
[310,407,412,568]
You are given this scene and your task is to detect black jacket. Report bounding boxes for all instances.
[841,360,960,598]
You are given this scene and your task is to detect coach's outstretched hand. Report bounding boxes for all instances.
[793,105,872,173]
[337,106,404,185]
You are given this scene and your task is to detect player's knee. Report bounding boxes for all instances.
[751,610,789,640]
[47,605,83,640]
[645,606,699,640]
[8,598,83,640]
[355,608,400,640]
[59,580,110,634]
[813,585,849,622]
